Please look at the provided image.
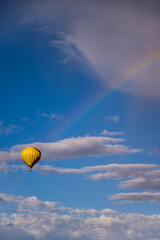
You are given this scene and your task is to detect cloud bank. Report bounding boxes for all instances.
[0,192,160,240]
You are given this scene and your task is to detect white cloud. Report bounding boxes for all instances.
[87,164,157,181]
[36,163,160,191]
[100,130,123,136]
[0,192,160,240]
[0,135,141,163]
[0,192,97,216]
[110,192,160,203]
[0,150,21,163]
[87,164,160,191]
[105,116,120,123]
[0,121,21,135]
[0,162,26,174]
[22,117,29,123]
[2,162,160,192]
[35,163,154,176]
[37,111,62,120]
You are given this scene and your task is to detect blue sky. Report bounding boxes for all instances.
[0,0,160,239]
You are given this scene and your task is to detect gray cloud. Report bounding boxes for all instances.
[87,164,160,191]
[35,163,155,176]
[119,175,160,190]
[0,192,160,240]
[110,192,160,203]
[2,162,160,192]
[36,163,160,191]
[0,136,141,163]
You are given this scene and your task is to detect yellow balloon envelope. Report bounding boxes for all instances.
[21,147,41,171]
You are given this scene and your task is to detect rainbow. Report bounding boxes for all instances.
[58,47,160,137]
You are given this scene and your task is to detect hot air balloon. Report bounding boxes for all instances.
[21,147,41,172]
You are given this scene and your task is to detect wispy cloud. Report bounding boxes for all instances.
[35,163,154,177]
[149,147,160,156]
[100,130,123,136]
[3,0,160,99]
[0,121,21,135]
[22,117,29,122]
[37,111,62,120]
[0,163,26,174]
[105,115,120,123]
[0,135,141,163]
[0,192,160,240]
[53,31,81,63]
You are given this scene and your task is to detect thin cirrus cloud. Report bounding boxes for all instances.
[149,147,160,156]
[99,129,123,136]
[0,192,160,240]
[105,115,120,123]
[3,0,160,99]
[54,0,160,99]
[37,111,62,120]
[0,135,142,163]
[0,121,21,135]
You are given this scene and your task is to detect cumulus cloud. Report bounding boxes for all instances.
[0,135,141,163]
[0,192,97,216]
[0,192,160,240]
[110,192,160,203]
